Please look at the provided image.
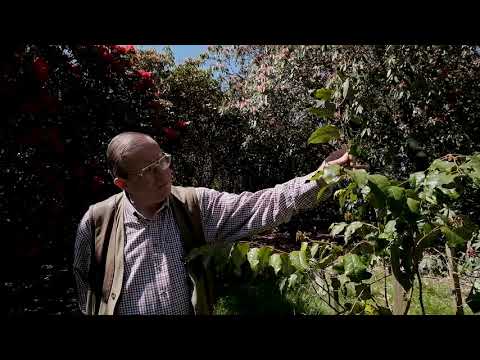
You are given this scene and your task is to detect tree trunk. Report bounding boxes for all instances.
[445,244,464,315]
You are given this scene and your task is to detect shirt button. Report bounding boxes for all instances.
[111,293,116,300]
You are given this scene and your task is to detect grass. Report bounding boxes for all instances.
[213,268,478,315]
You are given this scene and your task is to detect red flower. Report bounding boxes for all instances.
[176,120,191,129]
[162,127,179,141]
[113,45,136,54]
[467,247,477,258]
[137,70,152,79]
[33,57,49,81]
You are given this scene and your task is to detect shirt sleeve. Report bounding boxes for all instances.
[73,209,92,315]
[196,172,326,243]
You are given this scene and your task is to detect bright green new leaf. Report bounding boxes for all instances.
[307,125,340,144]
[313,88,333,101]
[269,253,283,275]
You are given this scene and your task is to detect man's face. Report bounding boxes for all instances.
[119,140,173,204]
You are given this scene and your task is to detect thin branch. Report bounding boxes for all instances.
[416,267,426,315]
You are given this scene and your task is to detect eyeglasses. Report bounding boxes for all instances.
[129,153,172,178]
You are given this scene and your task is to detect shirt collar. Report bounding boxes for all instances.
[124,191,170,221]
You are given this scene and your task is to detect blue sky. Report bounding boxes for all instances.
[137,45,208,64]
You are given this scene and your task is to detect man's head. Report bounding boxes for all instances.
[106,132,172,205]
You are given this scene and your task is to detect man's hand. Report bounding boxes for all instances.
[318,147,368,172]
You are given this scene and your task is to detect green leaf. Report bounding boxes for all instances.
[307,125,340,144]
[289,250,309,271]
[322,164,342,184]
[309,170,323,182]
[257,247,273,270]
[349,169,368,187]
[368,174,390,189]
[429,159,455,173]
[386,186,405,201]
[313,88,333,101]
[330,222,348,237]
[406,198,420,214]
[310,243,320,258]
[300,242,308,253]
[437,187,460,199]
[231,242,249,272]
[409,171,426,188]
[367,174,390,208]
[343,254,371,282]
[269,253,283,275]
[316,184,333,202]
[441,226,467,248]
[247,248,260,272]
[344,221,365,244]
[332,256,345,274]
[425,172,457,188]
[379,220,397,242]
[288,273,300,288]
[281,253,295,275]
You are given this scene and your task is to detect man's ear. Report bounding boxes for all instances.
[113,177,127,190]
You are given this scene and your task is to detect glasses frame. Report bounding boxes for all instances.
[128,153,172,179]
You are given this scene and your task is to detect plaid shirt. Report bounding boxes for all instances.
[73,172,322,315]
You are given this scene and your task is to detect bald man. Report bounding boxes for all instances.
[73,131,353,315]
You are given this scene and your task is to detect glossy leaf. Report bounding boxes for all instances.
[307,125,340,144]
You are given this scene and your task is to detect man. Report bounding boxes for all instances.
[73,131,354,315]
